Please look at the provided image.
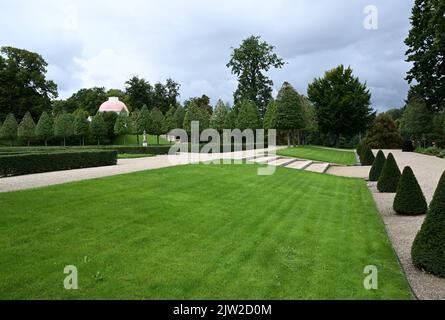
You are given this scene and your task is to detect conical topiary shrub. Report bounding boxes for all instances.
[377,153,401,192]
[361,145,375,166]
[411,171,445,277]
[393,166,427,215]
[369,150,386,181]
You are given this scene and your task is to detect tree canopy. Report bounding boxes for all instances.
[400,98,432,139]
[17,112,36,146]
[307,65,374,141]
[363,113,403,149]
[35,111,53,146]
[405,0,445,112]
[236,100,260,131]
[227,36,285,118]
[0,46,57,121]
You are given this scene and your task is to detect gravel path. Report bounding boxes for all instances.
[370,150,445,300]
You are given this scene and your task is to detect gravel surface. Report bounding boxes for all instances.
[370,150,445,300]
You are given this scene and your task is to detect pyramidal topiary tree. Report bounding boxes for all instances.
[361,145,375,166]
[35,111,53,146]
[0,113,18,145]
[411,171,445,277]
[393,166,427,215]
[377,153,401,192]
[17,111,36,146]
[369,150,386,181]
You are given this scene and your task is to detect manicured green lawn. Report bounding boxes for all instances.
[0,164,410,299]
[277,146,357,165]
[113,134,169,145]
[117,154,155,159]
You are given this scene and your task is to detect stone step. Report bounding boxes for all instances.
[253,156,280,163]
[305,162,331,173]
[268,157,298,167]
[285,160,313,170]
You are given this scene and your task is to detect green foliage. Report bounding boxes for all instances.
[412,171,445,276]
[173,105,186,129]
[377,153,402,193]
[149,107,165,144]
[275,82,305,131]
[393,166,427,215]
[307,65,374,140]
[235,100,260,130]
[361,145,375,166]
[400,98,432,139]
[125,76,180,113]
[369,150,386,182]
[138,105,153,133]
[263,99,277,129]
[363,113,403,149]
[405,0,445,112]
[73,110,89,146]
[183,100,210,133]
[210,100,230,132]
[0,113,18,143]
[0,150,117,177]
[163,105,177,134]
[0,46,57,121]
[101,112,118,142]
[227,35,285,118]
[17,112,36,146]
[90,113,107,145]
[114,113,130,144]
[35,111,53,146]
[62,87,108,115]
[356,144,363,162]
[54,113,74,146]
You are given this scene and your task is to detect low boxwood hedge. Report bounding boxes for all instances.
[0,150,117,177]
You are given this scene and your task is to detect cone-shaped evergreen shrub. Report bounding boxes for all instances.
[411,171,445,277]
[377,153,401,192]
[369,150,386,181]
[361,145,375,166]
[393,166,427,215]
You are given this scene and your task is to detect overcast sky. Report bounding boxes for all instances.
[0,0,414,111]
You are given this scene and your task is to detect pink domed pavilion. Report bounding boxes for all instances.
[98,97,129,114]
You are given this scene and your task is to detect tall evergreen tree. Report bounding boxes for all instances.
[275,82,305,147]
[35,111,53,146]
[227,36,285,118]
[211,99,230,132]
[0,113,18,145]
[405,0,445,112]
[235,100,260,131]
[163,105,178,142]
[17,112,36,146]
[263,99,277,130]
[173,105,186,129]
[150,107,165,145]
[363,113,403,149]
[54,113,74,146]
[90,113,107,145]
[73,110,89,146]
[138,105,153,135]
[183,101,210,133]
[114,112,130,145]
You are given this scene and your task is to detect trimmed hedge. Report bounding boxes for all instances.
[361,145,375,166]
[0,145,172,156]
[411,171,445,277]
[0,150,117,177]
[393,166,427,215]
[377,153,401,193]
[369,150,386,181]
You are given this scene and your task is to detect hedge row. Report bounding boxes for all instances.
[0,145,172,156]
[0,150,117,177]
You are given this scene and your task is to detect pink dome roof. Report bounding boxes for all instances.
[98,97,129,113]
